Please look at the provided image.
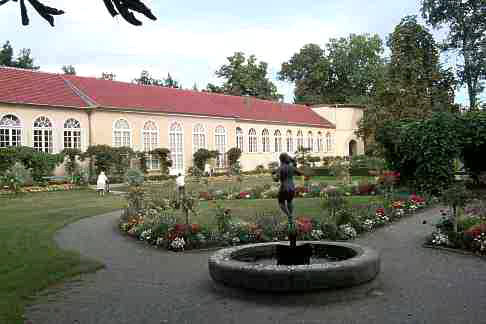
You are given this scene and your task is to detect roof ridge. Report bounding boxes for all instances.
[60,75,98,107]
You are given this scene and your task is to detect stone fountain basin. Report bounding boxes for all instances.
[208,241,380,292]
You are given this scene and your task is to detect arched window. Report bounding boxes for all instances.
[113,119,131,148]
[317,132,323,152]
[236,127,244,152]
[193,124,206,153]
[169,122,184,172]
[63,118,81,150]
[33,116,53,153]
[307,131,314,152]
[286,130,293,153]
[326,132,333,153]
[0,114,22,148]
[248,128,257,153]
[143,121,159,170]
[274,130,282,153]
[262,129,270,153]
[296,130,303,150]
[215,126,227,168]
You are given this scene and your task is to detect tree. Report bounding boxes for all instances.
[421,0,486,110]
[0,41,14,66]
[279,35,385,105]
[163,73,180,88]
[1,0,156,26]
[100,72,116,81]
[133,70,180,88]
[357,17,457,154]
[278,43,331,105]
[0,41,39,69]
[206,52,283,101]
[325,34,385,104]
[61,65,76,75]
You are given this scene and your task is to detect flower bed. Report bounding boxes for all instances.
[426,202,486,256]
[119,193,431,252]
[0,184,80,195]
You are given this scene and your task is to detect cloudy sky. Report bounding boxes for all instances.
[1,0,480,105]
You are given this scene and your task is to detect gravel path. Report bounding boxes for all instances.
[26,208,486,324]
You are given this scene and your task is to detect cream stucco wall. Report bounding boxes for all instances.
[1,102,362,175]
[311,105,364,157]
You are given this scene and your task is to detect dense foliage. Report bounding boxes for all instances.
[279,34,385,105]
[0,40,39,69]
[376,112,462,194]
[358,17,457,154]
[0,146,64,182]
[193,149,219,171]
[421,0,486,109]
[206,52,283,101]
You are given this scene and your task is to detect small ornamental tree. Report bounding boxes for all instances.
[150,148,172,175]
[227,147,242,176]
[61,148,81,180]
[81,145,117,178]
[193,149,219,171]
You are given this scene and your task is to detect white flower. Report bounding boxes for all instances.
[232,237,240,244]
[140,229,152,241]
[339,224,357,240]
[363,219,375,231]
[311,229,324,239]
[170,237,185,250]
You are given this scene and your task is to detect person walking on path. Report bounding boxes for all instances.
[176,173,185,199]
[96,171,108,196]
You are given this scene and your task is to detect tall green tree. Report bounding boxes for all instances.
[278,43,331,105]
[0,41,39,69]
[206,52,283,101]
[421,0,486,109]
[61,65,76,75]
[358,16,456,155]
[279,34,385,105]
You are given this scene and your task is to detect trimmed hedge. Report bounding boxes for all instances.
[311,167,372,177]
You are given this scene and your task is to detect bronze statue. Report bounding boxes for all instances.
[274,153,311,265]
[275,153,302,235]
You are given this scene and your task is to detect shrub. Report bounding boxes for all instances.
[124,168,145,187]
[226,147,242,167]
[61,148,82,179]
[1,162,33,192]
[376,112,462,194]
[193,149,219,171]
[254,165,266,174]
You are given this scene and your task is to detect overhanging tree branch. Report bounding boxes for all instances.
[5,0,156,26]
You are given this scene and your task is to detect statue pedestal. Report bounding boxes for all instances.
[276,233,312,265]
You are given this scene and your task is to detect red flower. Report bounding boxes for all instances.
[465,224,486,238]
[296,217,312,233]
[190,224,201,234]
[239,192,250,199]
[199,192,212,200]
[376,208,385,216]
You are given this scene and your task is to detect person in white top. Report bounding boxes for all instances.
[176,173,185,198]
[204,163,212,177]
[96,171,108,196]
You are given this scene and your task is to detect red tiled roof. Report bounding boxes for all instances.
[0,67,87,108]
[0,67,334,128]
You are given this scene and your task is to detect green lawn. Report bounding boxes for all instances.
[170,196,381,227]
[0,190,125,324]
[115,174,375,194]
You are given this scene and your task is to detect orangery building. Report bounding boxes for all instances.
[0,67,364,175]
